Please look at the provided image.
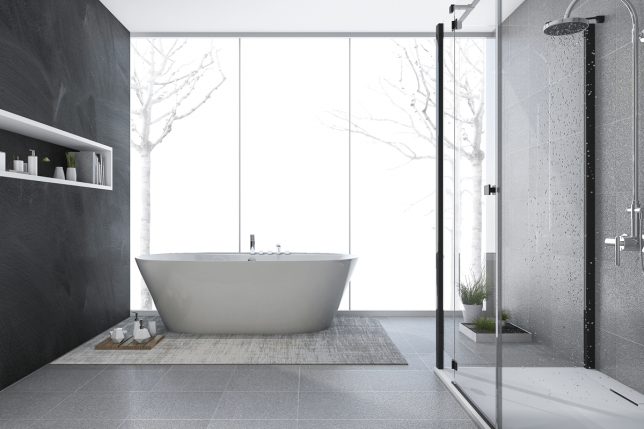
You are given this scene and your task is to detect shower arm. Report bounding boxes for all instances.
[563,0,579,19]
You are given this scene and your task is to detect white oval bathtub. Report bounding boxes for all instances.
[135,253,358,334]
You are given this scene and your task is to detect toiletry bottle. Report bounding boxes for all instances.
[133,312,140,337]
[0,151,5,172]
[28,150,37,176]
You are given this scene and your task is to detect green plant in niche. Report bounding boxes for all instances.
[471,315,495,333]
[42,157,50,162]
[66,152,75,168]
[458,266,491,305]
[501,309,509,321]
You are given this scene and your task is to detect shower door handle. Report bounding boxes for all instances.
[605,236,622,266]
[484,185,498,195]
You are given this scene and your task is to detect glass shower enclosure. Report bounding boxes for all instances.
[436,1,644,428]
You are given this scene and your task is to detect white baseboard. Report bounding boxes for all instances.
[130,310,462,317]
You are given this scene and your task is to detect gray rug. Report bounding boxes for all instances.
[51,316,408,365]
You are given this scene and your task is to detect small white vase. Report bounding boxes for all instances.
[110,328,125,343]
[462,304,483,323]
[66,168,76,181]
[53,166,65,180]
[147,321,156,337]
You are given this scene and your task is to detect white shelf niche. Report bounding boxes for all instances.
[0,109,113,190]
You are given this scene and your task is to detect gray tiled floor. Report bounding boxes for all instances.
[0,317,477,429]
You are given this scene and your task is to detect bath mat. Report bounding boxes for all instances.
[51,316,408,365]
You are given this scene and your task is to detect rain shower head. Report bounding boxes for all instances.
[543,17,589,36]
[543,16,605,36]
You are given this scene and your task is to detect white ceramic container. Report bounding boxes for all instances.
[110,328,125,343]
[66,167,77,181]
[462,304,484,323]
[147,321,156,337]
[53,166,65,180]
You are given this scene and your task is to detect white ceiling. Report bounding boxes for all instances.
[99,0,525,35]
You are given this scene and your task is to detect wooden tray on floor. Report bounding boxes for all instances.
[95,335,164,350]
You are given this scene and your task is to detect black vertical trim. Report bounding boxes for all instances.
[584,24,596,370]
[436,23,445,370]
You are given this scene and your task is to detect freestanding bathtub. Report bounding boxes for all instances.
[135,253,358,334]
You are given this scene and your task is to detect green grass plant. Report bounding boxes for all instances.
[458,266,491,305]
[471,315,495,333]
[66,152,75,168]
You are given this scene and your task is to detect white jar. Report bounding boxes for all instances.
[53,167,65,180]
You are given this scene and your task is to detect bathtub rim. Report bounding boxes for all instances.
[136,252,358,263]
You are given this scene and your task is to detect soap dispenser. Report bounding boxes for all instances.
[28,149,37,176]
[133,319,151,344]
[133,312,140,337]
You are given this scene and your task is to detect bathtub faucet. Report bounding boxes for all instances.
[250,234,255,255]
[276,244,281,255]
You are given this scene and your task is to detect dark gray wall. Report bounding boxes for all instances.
[0,0,129,390]
[503,0,644,393]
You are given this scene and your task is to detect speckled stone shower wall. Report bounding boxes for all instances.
[503,0,644,394]
[0,1,129,390]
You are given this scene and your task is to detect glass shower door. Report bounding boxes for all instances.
[446,25,498,428]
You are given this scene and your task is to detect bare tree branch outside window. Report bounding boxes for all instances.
[328,38,486,278]
[130,39,226,309]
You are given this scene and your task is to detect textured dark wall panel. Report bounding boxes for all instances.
[0,0,129,390]
[504,0,644,394]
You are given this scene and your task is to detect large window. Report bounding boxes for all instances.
[130,38,487,311]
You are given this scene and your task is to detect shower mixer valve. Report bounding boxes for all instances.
[605,203,643,267]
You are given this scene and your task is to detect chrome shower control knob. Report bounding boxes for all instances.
[268,250,273,255]
[285,250,290,255]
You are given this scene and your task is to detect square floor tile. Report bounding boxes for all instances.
[0,421,35,429]
[131,392,222,420]
[153,367,235,392]
[5,368,102,392]
[31,420,124,428]
[367,371,445,392]
[81,369,168,392]
[298,392,381,420]
[385,421,477,429]
[300,370,372,392]
[374,392,468,420]
[105,365,173,371]
[300,365,366,371]
[120,420,210,428]
[0,392,70,419]
[298,421,387,429]
[213,392,298,419]
[43,392,135,420]
[226,366,299,392]
[46,365,109,371]
[208,421,297,428]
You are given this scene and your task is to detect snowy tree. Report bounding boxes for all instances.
[329,38,486,277]
[130,39,226,309]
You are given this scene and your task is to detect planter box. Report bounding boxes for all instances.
[459,322,532,343]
